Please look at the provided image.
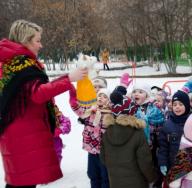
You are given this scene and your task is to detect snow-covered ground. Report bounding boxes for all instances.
[0,63,191,188]
[46,61,192,78]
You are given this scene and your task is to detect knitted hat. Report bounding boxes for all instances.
[110,90,124,105]
[92,76,107,88]
[132,83,151,97]
[113,86,127,96]
[181,76,192,93]
[172,90,190,115]
[97,88,110,99]
[157,90,171,103]
[155,90,169,109]
[110,89,137,116]
[151,86,162,91]
[183,114,192,141]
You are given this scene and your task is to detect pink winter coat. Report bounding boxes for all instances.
[69,85,111,154]
[0,39,73,186]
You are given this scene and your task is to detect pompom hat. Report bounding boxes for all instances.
[110,88,138,117]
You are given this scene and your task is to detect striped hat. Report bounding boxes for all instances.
[110,89,138,117]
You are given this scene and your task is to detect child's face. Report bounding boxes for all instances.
[97,93,109,107]
[94,84,104,93]
[172,100,185,116]
[151,88,159,98]
[132,89,148,105]
[154,95,164,108]
[167,100,172,111]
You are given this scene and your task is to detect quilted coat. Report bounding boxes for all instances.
[0,39,73,186]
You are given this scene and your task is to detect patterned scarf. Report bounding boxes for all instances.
[167,147,192,184]
[0,55,56,135]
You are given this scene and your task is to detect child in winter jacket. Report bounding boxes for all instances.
[182,76,192,94]
[153,90,171,119]
[158,90,190,177]
[69,85,111,188]
[181,77,192,112]
[166,114,192,188]
[77,76,108,125]
[131,83,165,145]
[54,105,71,164]
[100,87,157,188]
[131,83,165,188]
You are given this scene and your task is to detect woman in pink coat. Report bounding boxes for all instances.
[0,20,87,188]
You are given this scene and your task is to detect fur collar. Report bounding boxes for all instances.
[103,114,145,129]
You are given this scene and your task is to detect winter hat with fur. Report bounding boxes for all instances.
[183,114,192,141]
[132,83,151,97]
[92,76,107,88]
[110,89,138,117]
[172,90,190,115]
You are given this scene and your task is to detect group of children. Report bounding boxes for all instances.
[54,73,192,188]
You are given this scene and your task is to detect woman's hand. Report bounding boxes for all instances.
[68,68,88,82]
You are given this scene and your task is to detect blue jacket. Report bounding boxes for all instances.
[135,102,165,143]
[158,112,189,169]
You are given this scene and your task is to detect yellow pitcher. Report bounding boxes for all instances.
[76,54,97,106]
[77,76,97,106]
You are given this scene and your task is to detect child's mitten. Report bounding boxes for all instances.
[160,166,167,176]
[120,73,132,88]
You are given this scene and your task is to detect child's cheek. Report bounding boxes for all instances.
[140,98,146,104]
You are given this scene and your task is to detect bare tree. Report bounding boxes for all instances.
[0,0,191,73]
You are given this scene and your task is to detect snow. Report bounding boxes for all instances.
[47,61,192,78]
[0,62,191,188]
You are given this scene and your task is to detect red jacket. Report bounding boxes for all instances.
[0,39,73,186]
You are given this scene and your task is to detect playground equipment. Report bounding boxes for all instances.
[131,61,136,84]
[162,80,187,95]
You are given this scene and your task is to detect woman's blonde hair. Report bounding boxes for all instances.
[9,19,42,44]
